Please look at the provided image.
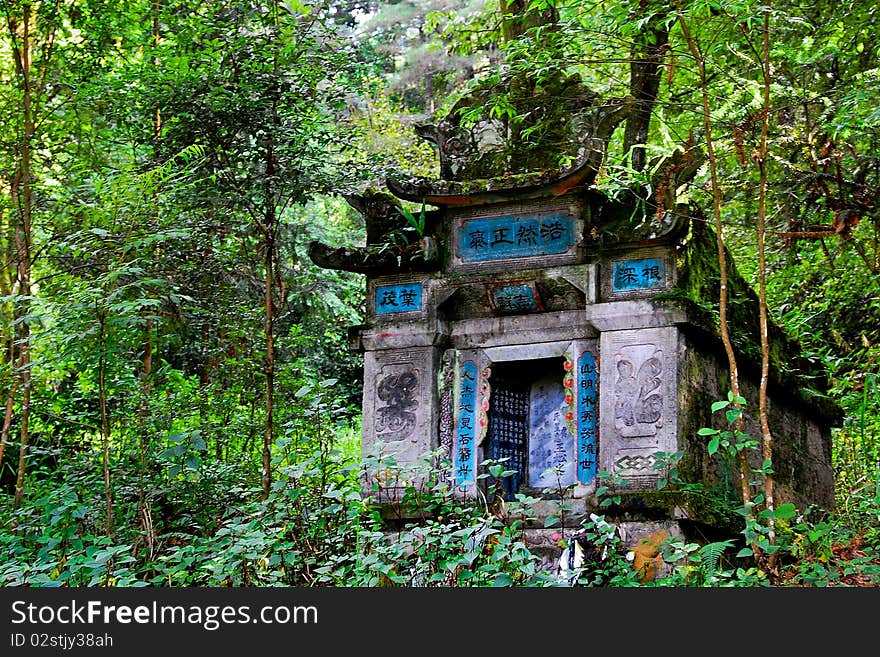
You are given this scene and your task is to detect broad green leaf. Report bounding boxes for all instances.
[707,436,720,455]
[492,573,514,587]
[543,515,560,528]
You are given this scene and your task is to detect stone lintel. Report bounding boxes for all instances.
[359,322,449,351]
[449,310,595,349]
[482,341,570,363]
[585,300,688,332]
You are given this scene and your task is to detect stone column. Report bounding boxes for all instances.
[359,275,444,502]
[599,326,679,489]
[361,345,441,502]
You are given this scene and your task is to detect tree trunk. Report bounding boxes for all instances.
[755,6,777,565]
[0,383,16,476]
[676,6,754,530]
[98,310,113,535]
[261,213,276,500]
[136,0,162,555]
[10,3,34,514]
[499,0,558,43]
[623,17,669,173]
[0,210,15,474]
[261,0,281,502]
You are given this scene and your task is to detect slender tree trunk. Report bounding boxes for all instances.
[98,310,113,535]
[262,223,275,501]
[10,3,34,514]
[676,6,754,521]
[0,210,15,474]
[260,0,281,501]
[135,0,162,555]
[0,382,16,475]
[755,5,776,563]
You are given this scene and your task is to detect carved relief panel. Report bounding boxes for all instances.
[599,327,678,489]
[362,348,439,473]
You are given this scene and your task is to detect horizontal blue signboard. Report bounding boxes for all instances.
[455,210,575,263]
[491,284,540,314]
[612,258,664,292]
[375,283,423,314]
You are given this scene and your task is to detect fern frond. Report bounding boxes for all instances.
[699,539,735,576]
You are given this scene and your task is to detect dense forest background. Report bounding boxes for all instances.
[0,0,877,587]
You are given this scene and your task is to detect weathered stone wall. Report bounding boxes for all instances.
[675,326,836,517]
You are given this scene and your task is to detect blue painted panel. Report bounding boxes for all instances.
[612,258,664,292]
[456,211,575,263]
[455,360,478,488]
[576,351,598,485]
[375,283,423,314]
[491,284,540,314]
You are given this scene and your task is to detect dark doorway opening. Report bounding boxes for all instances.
[486,357,573,499]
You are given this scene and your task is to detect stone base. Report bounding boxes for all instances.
[525,519,685,583]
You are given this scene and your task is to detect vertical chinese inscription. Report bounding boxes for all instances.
[456,210,576,263]
[488,386,530,496]
[437,353,455,486]
[375,283,423,315]
[375,370,419,441]
[455,360,478,488]
[576,351,598,485]
[613,344,663,438]
[612,258,664,292]
[528,371,575,489]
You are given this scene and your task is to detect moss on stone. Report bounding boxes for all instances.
[609,484,744,534]
[669,218,839,418]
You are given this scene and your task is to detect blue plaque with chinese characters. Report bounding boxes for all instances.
[612,258,664,292]
[375,283,423,314]
[491,284,541,314]
[455,360,478,488]
[576,351,598,485]
[456,210,575,263]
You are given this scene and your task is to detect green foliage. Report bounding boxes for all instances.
[697,392,756,458]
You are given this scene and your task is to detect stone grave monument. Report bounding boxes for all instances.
[309,68,840,558]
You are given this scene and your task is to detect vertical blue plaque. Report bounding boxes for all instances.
[455,360,478,488]
[576,351,598,485]
[375,283,423,314]
[612,258,664,292]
